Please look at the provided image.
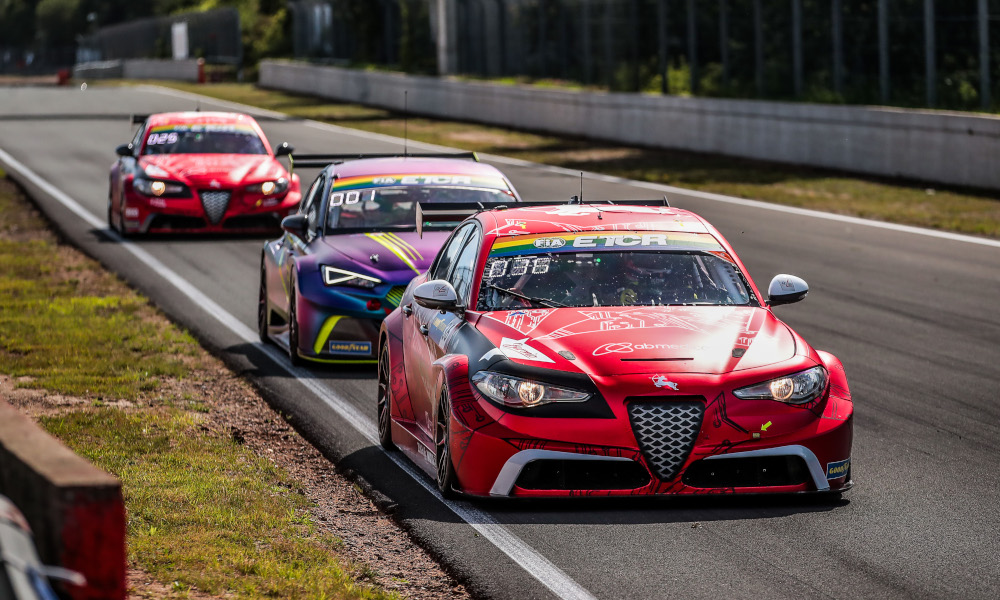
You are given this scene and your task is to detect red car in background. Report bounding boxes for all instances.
[378,201,853,499]
[108,111,300,236]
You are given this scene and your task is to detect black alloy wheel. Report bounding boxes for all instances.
[435,390,459,498]
[287,277,304,366]
[257,263,270,344]
[376,343,396,450]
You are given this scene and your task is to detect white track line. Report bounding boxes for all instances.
[0,147,596,600]
[142,84,1000,249]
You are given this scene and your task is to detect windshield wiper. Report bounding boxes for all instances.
[484,283,567,308]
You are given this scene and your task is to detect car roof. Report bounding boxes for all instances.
[331,157,509,179]
[478,204,712,235]
[145,111,259,128]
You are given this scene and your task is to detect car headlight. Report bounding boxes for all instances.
[246,178,289,196]
[732,366,828,405]
[133,178,187,197]
[471,371,590,408]
[321,265,381,289]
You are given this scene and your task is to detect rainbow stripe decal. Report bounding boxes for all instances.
[489,231,725,257]
[332,173,510,192]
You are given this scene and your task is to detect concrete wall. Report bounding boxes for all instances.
[0,400,126,600]
[74,58,203,82]
[260,59,1000,191]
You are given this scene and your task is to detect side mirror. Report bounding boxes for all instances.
[768,274,809,306]
[280,214,308,239]
[115,143,134,157]
[274,142,293,157]
[413,280,464,313]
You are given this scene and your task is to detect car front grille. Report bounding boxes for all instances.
[628,399,705,482]
[199,190,231,224]
[384,285,407,308]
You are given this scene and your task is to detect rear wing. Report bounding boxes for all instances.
[130,113,297,125]
[415,197,671,237]
[289,151,479,171]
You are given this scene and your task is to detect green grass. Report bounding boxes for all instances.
[136,81,1000,238]
[0,185,198,398]
[0,178,397,599]
[43,409,393,599]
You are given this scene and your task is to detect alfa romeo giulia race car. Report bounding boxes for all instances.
[258,154,521,365]
[108,111,300,235]
[377,202,854,498]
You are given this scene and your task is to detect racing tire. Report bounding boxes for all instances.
[376,343,397,450]
[107,194,116,233]
[287,277,304,367]
[435,389,459,498]
[257,262,270,344]
[117,194,132,239]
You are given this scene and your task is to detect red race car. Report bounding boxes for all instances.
[378,201,853,498]
[108,111,300,235]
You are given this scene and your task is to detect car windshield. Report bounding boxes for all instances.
[477,232,755,310]
[327,186,513,231]
[143,124,267,155]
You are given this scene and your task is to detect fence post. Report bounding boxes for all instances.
[979,0,990,109]
[686,0,698,94]
[792,0,802,97]
[832,0,843,97]
[754,0,763,96]
[658,0,669,94]
[629,0,639,91]
[924,0,935,107]
[435,0,458,75]
[879,0,889,104]
[720,0,730,91]
[582,0,592,85]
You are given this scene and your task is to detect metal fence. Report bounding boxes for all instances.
[77,7,241,66]
[289,0,1000,112]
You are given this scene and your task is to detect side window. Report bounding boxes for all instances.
[300,175,323,214]
[432,224,474,281]
[450,230,481,304]
[302,175,326,239]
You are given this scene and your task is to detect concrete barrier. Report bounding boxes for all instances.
[260,59,1000,191]
[0,400,126,600]
[74,58,203,83]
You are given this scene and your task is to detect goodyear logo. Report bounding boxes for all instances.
[826,458,851,480]
[329,341,372,356]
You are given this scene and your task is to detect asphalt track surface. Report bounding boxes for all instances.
[2,85,999,600]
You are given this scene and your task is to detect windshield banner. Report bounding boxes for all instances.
[331,173,511,192]
[489,231,725,257]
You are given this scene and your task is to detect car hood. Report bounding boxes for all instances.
[318,231,450,281]
[474,306,795,375]
[138,154,284,188]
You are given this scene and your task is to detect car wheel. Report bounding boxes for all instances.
[287,277,304,366]
[376,343,397,450]
[107,193,115,232]
[435,389,459,498]
[257,263,270,344]
[118,195,132,239]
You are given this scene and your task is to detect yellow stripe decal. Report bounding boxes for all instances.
[386,232,424,261]
[366,233,420,273]
[313,315,344,355]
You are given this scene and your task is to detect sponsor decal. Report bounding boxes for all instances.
[433,284,449,298]
[149,198,167,208]
[328,341,373,356]
[210,179,222,189]
[372,177,397,185]
[650,375,679,390]
[826,457,851,480]
[592,341,705,356]
[533,237,566,249]
[499,337,554,364]
[124,207,140,218]
[489,231,725,257]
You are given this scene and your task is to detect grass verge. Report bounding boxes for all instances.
[138,81,1000,238]
[0,175,397,599]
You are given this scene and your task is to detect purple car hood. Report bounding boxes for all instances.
[319,231,450,282]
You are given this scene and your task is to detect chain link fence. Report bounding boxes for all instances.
[77,7,241,67]
[289,0,1000,112]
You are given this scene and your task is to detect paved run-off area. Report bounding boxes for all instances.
[1,84,999,600]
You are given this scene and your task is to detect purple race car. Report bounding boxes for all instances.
[258,153,521,365]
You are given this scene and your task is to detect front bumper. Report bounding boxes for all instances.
[445,367,854,498]
[295,282,409,364]
[122,188,300,234]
